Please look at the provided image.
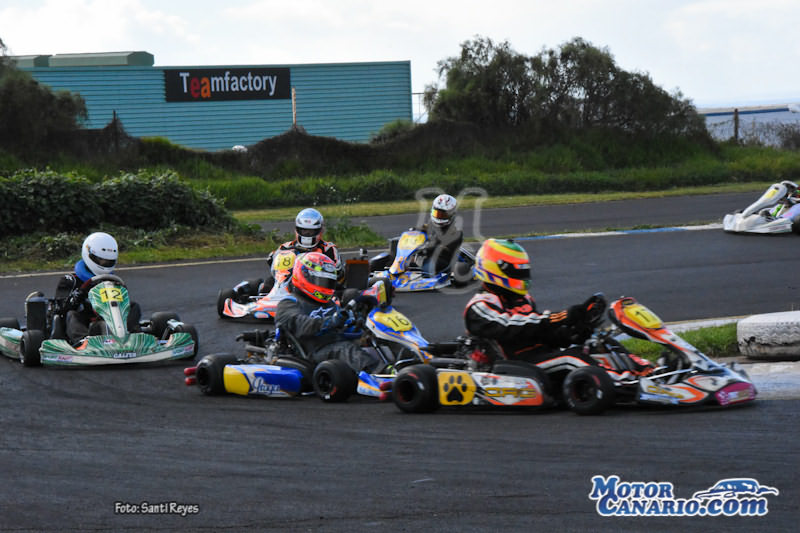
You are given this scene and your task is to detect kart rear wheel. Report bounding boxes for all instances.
[20,329,44,367]
[0,317,20,329]
[149,312,180,339]
[792,215,800,235]
[563,366,616,415]
[492,360,552,400]
[393,364,439,413]
[217,288,236,318]
[451,261,474,287]
[173,323,199,359]
[195,353,238,395]
[313,359,357,402]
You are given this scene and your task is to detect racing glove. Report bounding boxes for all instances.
[66,289,86,312]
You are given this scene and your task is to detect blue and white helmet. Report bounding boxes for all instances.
[82,232,118,276]
[431,194,457,228]
[295,208,324,249]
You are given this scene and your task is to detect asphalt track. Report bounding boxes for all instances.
[1,193,798,532]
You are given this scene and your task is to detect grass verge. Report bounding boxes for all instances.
[621,323,739,360]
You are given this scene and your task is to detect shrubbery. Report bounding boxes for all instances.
[0,169,234,238]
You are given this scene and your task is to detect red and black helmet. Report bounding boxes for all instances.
[291,252,338,303]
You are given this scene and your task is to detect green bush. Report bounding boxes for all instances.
[0,168,234,238]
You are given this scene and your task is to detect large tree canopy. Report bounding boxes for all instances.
[425,36,707,139]
[0,35,87,154]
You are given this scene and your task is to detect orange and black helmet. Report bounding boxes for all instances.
[291,252,338,303]
[474,238,531,295]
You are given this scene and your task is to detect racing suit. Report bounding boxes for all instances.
[260,239,344,293]
[275,290,379,373]
[416,222,463,274]
[463,287,585,363]
[54,260,141,343]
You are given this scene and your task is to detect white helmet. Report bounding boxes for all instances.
[82,232,118,276]
[295,208,324,249]
[431,194,457,228]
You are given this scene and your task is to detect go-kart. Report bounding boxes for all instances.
[0,274,198,367]
[217,252,371,321]
[186,280,433,401]
[723,180,800,234]
[391,295,756,415]
[368,229,475,292]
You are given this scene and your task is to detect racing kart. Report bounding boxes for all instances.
[368,229,475,292]
[390,295,756,415]
[217,251,371,321]
[0,274,198,367]
[186,280,433,401]
[723,180,800,234]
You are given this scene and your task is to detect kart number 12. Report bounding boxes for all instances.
[98,287,123,303]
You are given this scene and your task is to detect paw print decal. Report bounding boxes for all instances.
[438,371,475,405]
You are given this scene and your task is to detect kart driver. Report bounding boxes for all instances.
[463,238,599,364]
[275,251,380,374]
[54,232,141,344]
[236,208,344,297]
[415,193,463,274]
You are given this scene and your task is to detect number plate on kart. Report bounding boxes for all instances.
[623,303,663,329]
[398,232,426,250]
[274,251,296,271]
[372,309,413,332]
[97,287,124,303]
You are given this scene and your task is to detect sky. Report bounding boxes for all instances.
[1,0,799,110]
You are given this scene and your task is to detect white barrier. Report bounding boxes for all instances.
[737,311,800,361]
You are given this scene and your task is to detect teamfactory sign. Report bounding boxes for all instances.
[163,67,290,102]
[589,475,779,517]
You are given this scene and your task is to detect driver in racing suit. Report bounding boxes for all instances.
[275,252,380,374]
[460,238,655,383]
[54,232,141,344]
[415,194,463,275]
[234,207,344,298]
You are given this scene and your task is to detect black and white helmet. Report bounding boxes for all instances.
[295,208,324,249]
[431,194,457,228]
[82,232,118,276]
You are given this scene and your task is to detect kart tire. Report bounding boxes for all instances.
[563,366,616,415]
[492,360,552,399]
[20,329,44,367]
[195,353,238,395]
[0,317,21,329]
[313,359,357,402]
[393,364,439,413]
[217,288,236,318]
[792,215,800,235]
[451,261,474,287]
[173,323,200,359]
[149,311,180,339]
[275,356,314,392]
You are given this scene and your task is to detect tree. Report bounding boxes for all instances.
[0,36,88,154]
[426,36,708,139]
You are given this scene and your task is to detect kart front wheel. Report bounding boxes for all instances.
[216,289,236,318]
[20,329,44,367]
[149,312,180,339]
[0,317,21,329]
[195,353,238,395]
[313,359,357,402]
[393,364,439,413]
[173,323,200,359]
[563,366,616,415]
